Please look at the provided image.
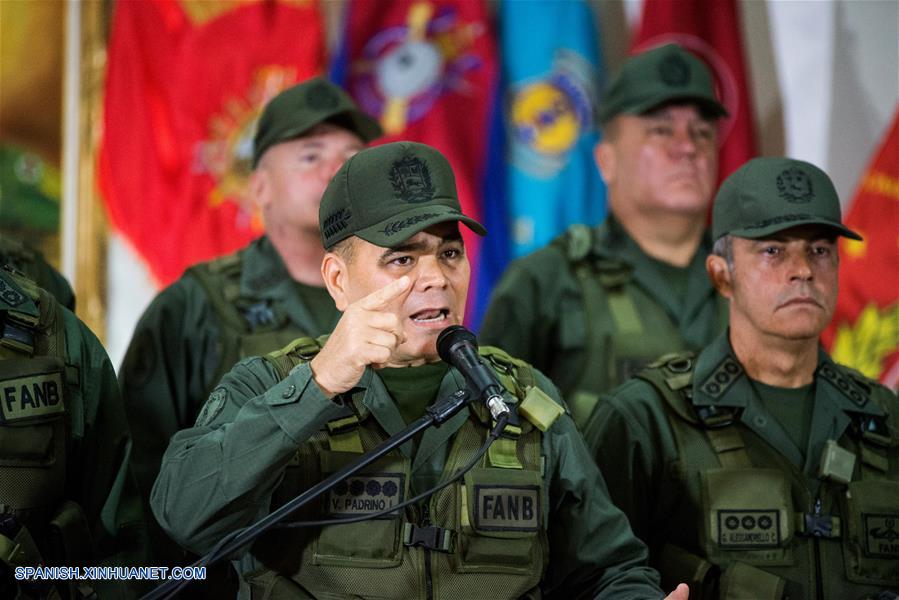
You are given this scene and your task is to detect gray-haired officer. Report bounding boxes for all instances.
[481,43,728,427]
[583,157,899,598]
[152,141,689,599]
[118,77,382,580]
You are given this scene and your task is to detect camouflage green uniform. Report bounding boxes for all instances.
[0,268,133,598]
[480,217,727,426]
[582,331,899,599]
[150,339,664,599]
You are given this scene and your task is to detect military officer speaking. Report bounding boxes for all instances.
[582,157,899,599]
[118,77,382,570]
[151,141,689,599]
[480,43,729,427]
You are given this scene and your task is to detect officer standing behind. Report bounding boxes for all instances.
[151,142,688,599]
[0,267,133,598]
[118,77,382,536]
[582,157,899,598]
[480,43,729,426]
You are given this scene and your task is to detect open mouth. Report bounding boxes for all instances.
[410,308,449,323]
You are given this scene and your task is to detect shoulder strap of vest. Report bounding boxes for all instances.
[263,335,327,380]
[479,345,565,432]
[637,352,752,469]
[186,251,247,332]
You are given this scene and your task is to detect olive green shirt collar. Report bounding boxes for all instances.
[592,216,721,337]
[691,330,884,475]
[343,365,480,491]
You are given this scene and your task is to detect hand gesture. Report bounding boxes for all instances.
[310,276,411,397]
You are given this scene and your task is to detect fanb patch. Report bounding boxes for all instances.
[326,473,404,518]
[718,509,781,548]
[864,514,899,558]
[389,156,435,203]
[0,371,64,423]
[659,53,691,87]
[776,167,813,203]
[474,485,540,532]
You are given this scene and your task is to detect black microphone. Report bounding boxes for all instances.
[437,325,510,420]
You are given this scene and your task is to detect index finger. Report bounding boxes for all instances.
[359,276,411,311]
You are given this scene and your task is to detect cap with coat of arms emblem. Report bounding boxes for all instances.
[319,142,486,249]
[252,76,383,168]
[712,157,862,241]
[597,43,727,124]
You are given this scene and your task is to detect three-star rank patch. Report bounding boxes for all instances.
[717,509,782,549]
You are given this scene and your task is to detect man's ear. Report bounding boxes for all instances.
[594,139,616,186]
[706,254,733,299]
[249,167,269,211]
[321,252,349,311]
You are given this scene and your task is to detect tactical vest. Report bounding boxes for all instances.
[186,251,317,401]
[638,353,899,600]
[0,270,91,598]
[559,224,715,427]
[242,338,563,599]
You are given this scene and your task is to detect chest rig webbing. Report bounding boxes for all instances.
[0,270,82,598]
[559,224,688,428]
[253,338,562,599]
[637,353,899,599]
[187,251,314,403]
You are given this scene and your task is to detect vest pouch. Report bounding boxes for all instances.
[0,358,67,521]
[700,468,794,566]
[456,467,544,574]
[840,479,899,586]
[311,451,407,568]
[719,561,786,600]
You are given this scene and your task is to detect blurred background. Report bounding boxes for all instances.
[1,0,896,383]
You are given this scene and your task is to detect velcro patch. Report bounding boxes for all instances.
[325,473,404,518]
[0,371,65,423]
[864,514,899,558]
[474,485,540,532]
[718,509,781,548]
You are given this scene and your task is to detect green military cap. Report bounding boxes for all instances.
[252,76,383,167]
[319,141,487,249]
[712,157,862,241]
[598,43,727,124]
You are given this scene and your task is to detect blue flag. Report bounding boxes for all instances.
[499,0,606,258]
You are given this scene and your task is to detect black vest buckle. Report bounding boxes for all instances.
[402,523,453,553]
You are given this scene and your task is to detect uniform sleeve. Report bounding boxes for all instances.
[580,383,674,550]
[479,249,566,371]
[118,277,219,502]
[150,359,346,555]
[62,311,132,554]
[536,377,664,599]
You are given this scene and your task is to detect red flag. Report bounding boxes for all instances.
[631,0,757,182]
[99,0,325,285]
[335,0,498,320]
[821,110,899,387]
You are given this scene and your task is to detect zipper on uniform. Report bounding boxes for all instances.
[422,503,433,600]
[812,496,824,600]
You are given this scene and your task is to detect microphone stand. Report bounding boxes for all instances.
[143,388,472,600]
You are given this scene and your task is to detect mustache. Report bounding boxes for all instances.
[776,286,825,309]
